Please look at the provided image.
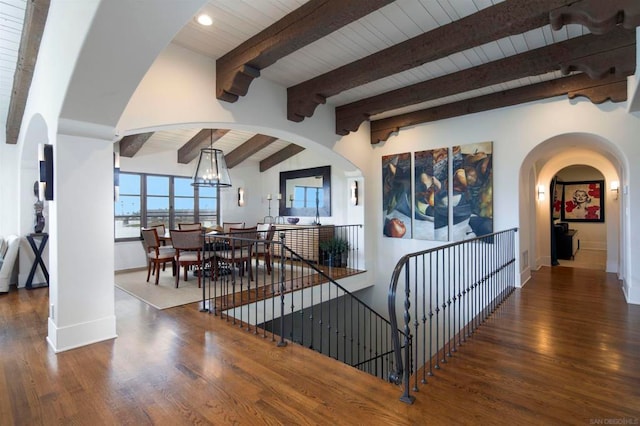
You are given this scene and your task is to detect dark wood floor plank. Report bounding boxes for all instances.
[0,265,639,424]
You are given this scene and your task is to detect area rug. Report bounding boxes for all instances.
[115,269,204,310]
[115,262,317,310]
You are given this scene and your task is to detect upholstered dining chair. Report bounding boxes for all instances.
[141,228,176,285]
[178,222,202,231]
[216,226,257,281]
[150,223,170,246]
[222,222,245,234]
[254,223,276,274]
[169,229,211,288]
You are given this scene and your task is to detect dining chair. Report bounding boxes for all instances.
[216,226,257,281]
[254,223,276,274]
[141,228,176,285]
[169,229,211,288]
[222,222,245,234]
[150,223,170,246]
[178,222,202,231]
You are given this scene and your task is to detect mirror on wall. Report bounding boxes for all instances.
[279,166,331,217]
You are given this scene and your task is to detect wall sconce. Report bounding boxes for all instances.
[351,181,359,206]
[114,152,120,201]
[537,184,545,201]
[38,143,54,201]
[610,180,619,200]
[238,187,245,206]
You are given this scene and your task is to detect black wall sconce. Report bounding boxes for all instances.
[38,143,54,201]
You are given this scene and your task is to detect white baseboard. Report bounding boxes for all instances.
[47,315,117,353]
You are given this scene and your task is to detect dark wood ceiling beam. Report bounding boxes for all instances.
[119,132,154,157]
[287,0,578,123]
[216,0,393,103]
[177,129,229,164]
[259,144,305,172]
[225,134,278,168]
[336,29,635,136]
[6,0,50,145]
[370,73,628,144]
[550,0,640,34]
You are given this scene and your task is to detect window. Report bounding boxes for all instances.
[146,175,170,229]
[292,186,323,209]
[115,174,141,239]
[114,172,218,241]
[174,177,195,226]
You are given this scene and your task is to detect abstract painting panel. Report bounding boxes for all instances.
[451,142,493,241]
[413,148,448,241]
[382,153,411,239]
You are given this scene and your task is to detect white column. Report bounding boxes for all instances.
[47,126,117,352]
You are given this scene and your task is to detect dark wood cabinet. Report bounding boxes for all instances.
[556,229,578,260]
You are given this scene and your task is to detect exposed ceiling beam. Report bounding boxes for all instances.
[5,0,50,145]
[225,134,278,168]
[287,0,579,123]
[216,0,393,103]
[550,0,640,34]
[177,129,229,164]
[259,144,305,172]
[335,29,636,136]
[370,73,628,144]
[119,132,154,157]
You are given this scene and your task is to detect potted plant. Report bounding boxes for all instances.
[319,237,349,267]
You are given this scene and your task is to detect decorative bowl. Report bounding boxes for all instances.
[287,217,300,224]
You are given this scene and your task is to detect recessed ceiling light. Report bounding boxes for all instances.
[196,14,213,26]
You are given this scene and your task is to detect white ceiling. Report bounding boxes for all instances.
[1,0,592,161]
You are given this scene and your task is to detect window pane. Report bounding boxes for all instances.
[147,175,169,196]
[115,195,140,215]
[175,196,195,224]
[200,215,217,228]
[115,217,141,239]
[199,186,216,198]
[115,174,141,240]
[175,177,194,197]
[199,197,216,213]
[120,173,140,195]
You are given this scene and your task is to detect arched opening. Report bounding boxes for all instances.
[552,165,607,270]
[17,113,50,288]
[519,133,624,285]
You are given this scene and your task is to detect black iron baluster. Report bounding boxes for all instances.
[277,233,287,347]
[420,255,427,385]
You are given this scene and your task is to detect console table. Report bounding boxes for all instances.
[273,224,334,263]
[26,232,49,289]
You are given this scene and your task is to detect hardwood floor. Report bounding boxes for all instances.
[0,266,639,425]
[558,248,607,270]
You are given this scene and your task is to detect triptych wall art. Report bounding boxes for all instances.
[382,142,493,242]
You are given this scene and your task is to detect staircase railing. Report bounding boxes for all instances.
[387,228,518,403]
[202,224,408,381]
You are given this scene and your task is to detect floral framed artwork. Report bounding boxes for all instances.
[561,180,605,222]
[553,181,563,220]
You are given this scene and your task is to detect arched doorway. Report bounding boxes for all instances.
[519,133,624,284]
[551,165,607,270]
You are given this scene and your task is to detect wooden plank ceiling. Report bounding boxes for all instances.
[6,0,640,169]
